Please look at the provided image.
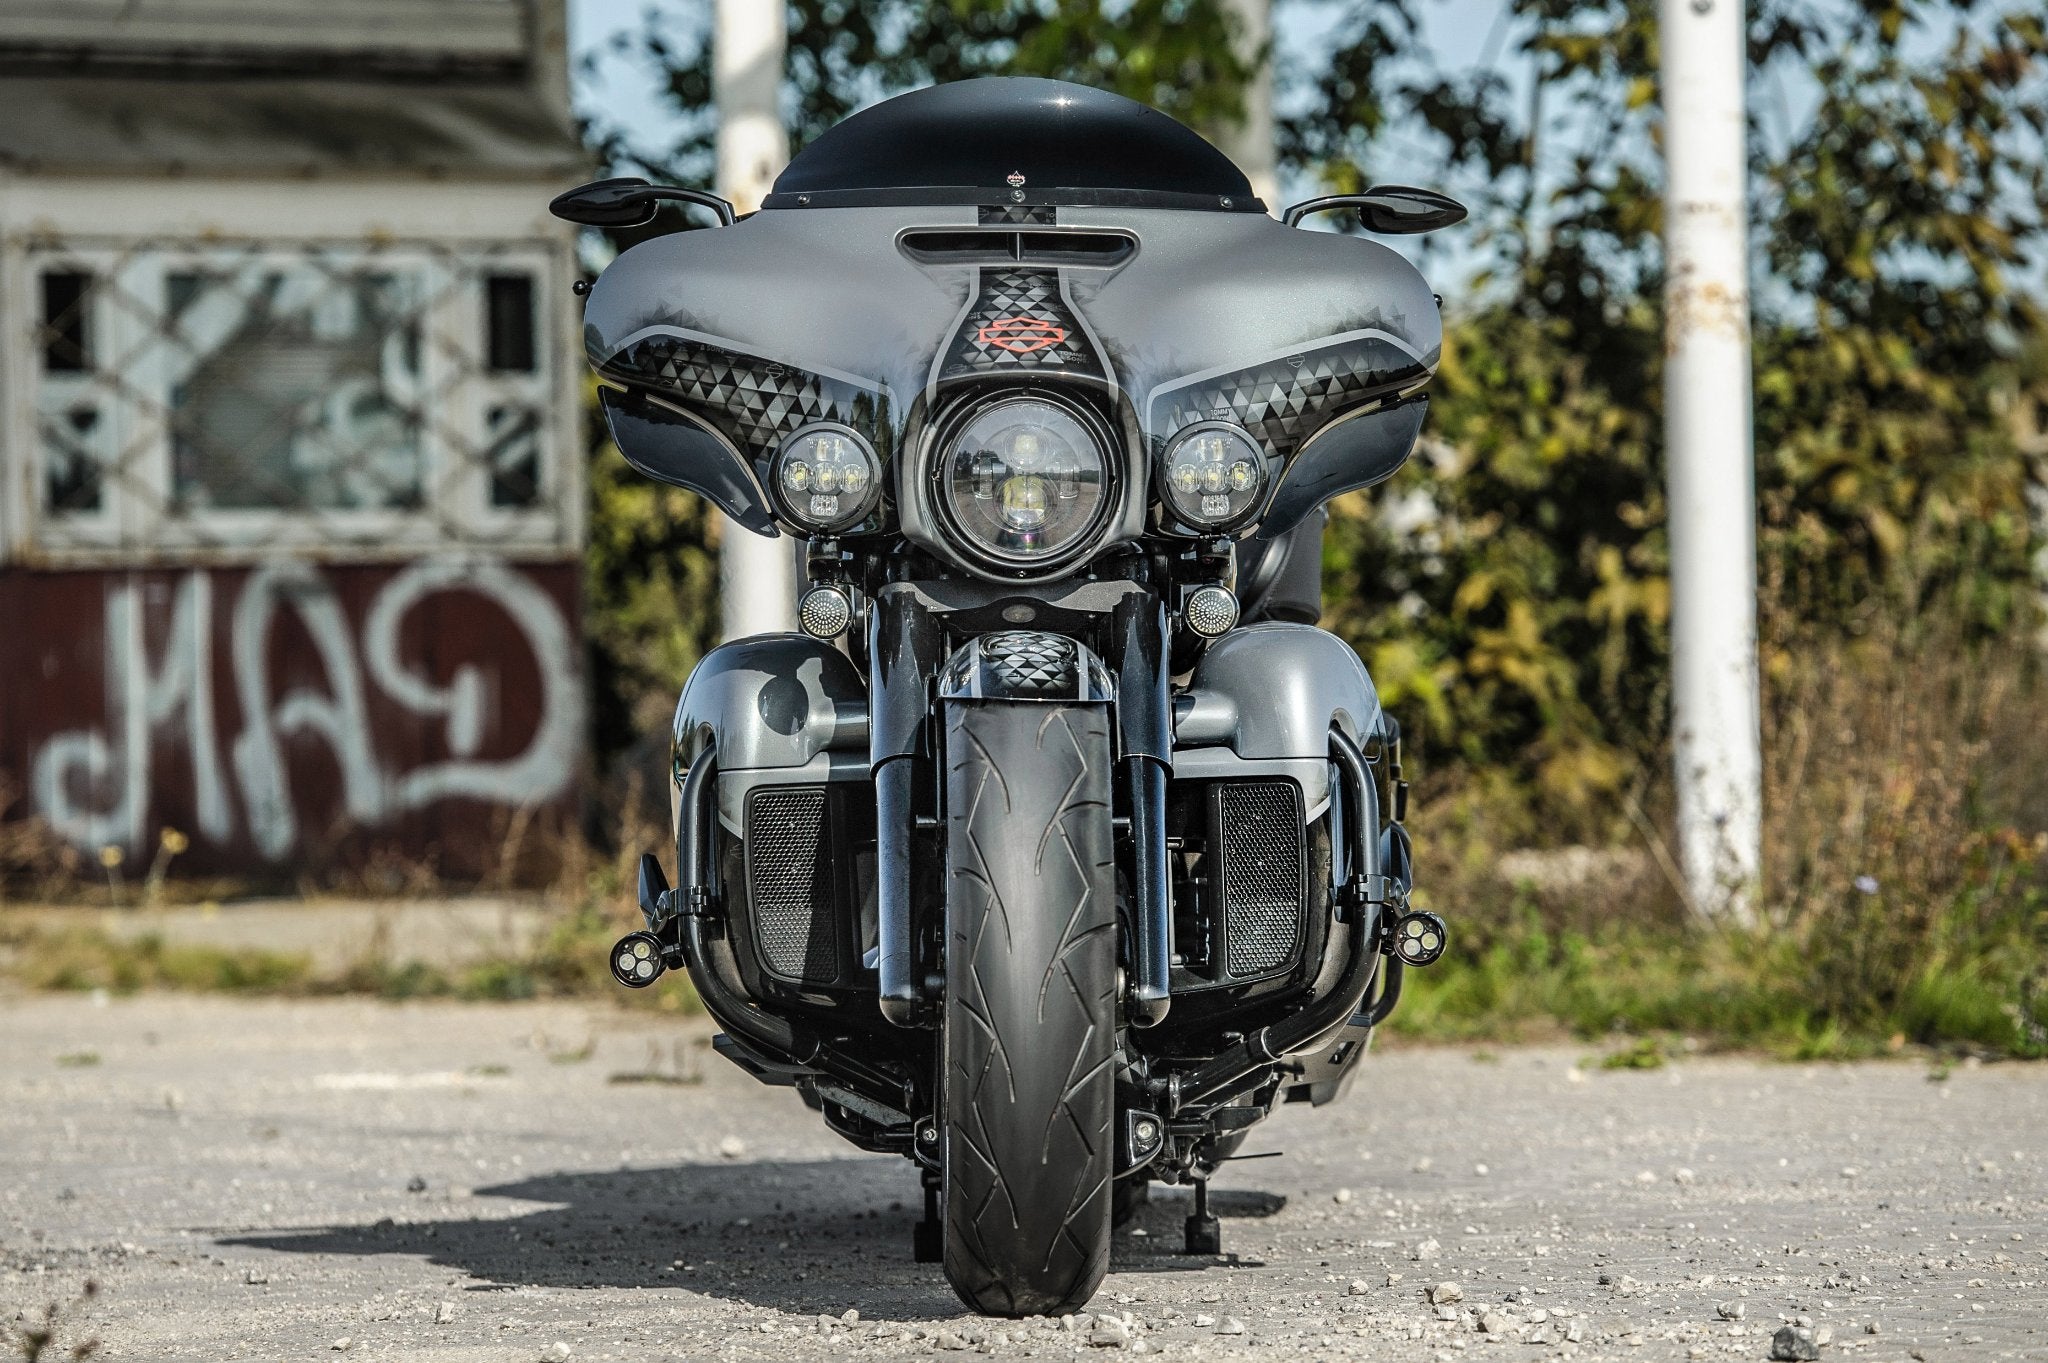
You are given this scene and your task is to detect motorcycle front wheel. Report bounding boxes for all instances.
[939,697,1117,1317]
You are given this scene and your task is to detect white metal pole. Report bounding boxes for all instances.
[714,0,797,641]
[1217,0,1277,211]
[1658,0,1762,927]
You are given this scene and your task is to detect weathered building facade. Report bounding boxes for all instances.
[0,1,589,875]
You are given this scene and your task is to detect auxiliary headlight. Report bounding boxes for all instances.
[774,424,882,531]
[1160,422,1267,529]
[935,395,1111,570]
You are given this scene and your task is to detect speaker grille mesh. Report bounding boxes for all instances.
[1217,782,1305,976]
[746,787,837,980]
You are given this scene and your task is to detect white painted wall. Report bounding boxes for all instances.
[0,173,585,567]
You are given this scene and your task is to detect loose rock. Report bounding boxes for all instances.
[542,1342,572,1363]
[1770,1325,1820,1361]
[1216,1318,1247,1336]
[1411,1238,1441,1261]
[716,1135,747,1159]
[1348,1279,1372,1295]
[1088,1321,1132,1348]
[1716,1301,1746,1321]
[433,1301,456,1325]
[1430,1283,1464,1305]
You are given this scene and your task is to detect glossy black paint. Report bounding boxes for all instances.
[869,586,948,1026]
[1258,399,1431,540]
[550,176,737,229]
[1282,186,1468,235]
[598,386,777,535]
[763,78,1262,213]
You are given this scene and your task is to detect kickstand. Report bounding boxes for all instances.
[1183,1176,1221,1256]
[913,1166,943,1263]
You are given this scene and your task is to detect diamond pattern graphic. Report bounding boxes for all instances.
[982,631,1080,696]
[1151,336,1426,458]
[978,204,1058,226]
[938,268,1107,384]
[605,335,876,458]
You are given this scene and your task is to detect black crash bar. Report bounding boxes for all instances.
[1157,727,1391,1112]
[668,746,912,1115]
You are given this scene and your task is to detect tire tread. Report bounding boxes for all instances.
[941,700,1116,1317]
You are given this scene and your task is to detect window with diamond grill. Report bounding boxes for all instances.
[24,239,566,556]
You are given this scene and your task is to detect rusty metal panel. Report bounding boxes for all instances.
[0,556,583,879]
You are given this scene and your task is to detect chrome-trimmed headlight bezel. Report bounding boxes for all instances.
[1156,419,1270,532]
[926,389,1120,578]
[770,422,884,532]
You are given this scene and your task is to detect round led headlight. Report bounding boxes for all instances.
[934,395,1112,572]
[773,424,881,531]
[1159,422,1267,529]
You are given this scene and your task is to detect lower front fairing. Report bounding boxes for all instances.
[635,603,1415,1147]
[583,201,1442,551]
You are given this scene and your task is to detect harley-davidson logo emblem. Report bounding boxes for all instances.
[978,316,1066,354]
[1006,171,1026,187]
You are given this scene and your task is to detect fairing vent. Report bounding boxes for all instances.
[1210,781,1308,977]
[745,786,838,981]
[898,229,1136,268]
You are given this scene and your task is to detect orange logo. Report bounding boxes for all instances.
[978,316,1066,354]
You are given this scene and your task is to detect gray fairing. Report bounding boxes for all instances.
[1172,623,1384,815]
[668,635,871,837]
[584,202,1440,549]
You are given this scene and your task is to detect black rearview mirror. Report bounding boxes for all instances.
[1283,185,1468,235]
[549,178,739,229]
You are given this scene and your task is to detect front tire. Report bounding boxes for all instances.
[940,699,1117,1317]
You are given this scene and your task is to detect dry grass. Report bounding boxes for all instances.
[1395,620,2048,1058]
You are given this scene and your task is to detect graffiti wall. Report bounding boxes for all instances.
[0,556,582,876]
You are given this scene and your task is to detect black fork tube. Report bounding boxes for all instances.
[1114,594,1173,1027]
[870,586,946,1027]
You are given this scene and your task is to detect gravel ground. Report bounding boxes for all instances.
[2,993,2043,1362]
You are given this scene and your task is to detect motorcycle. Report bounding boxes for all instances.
[554,76,1460,1318]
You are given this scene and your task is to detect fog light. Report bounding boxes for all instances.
[798,585,854,639]
[1184,585,1239,639]
[1390,911,1447,967]
[1123,1107,1167,1173]
[610,931,667,988]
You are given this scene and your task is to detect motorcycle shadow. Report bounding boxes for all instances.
[222,1158,1285,1318]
